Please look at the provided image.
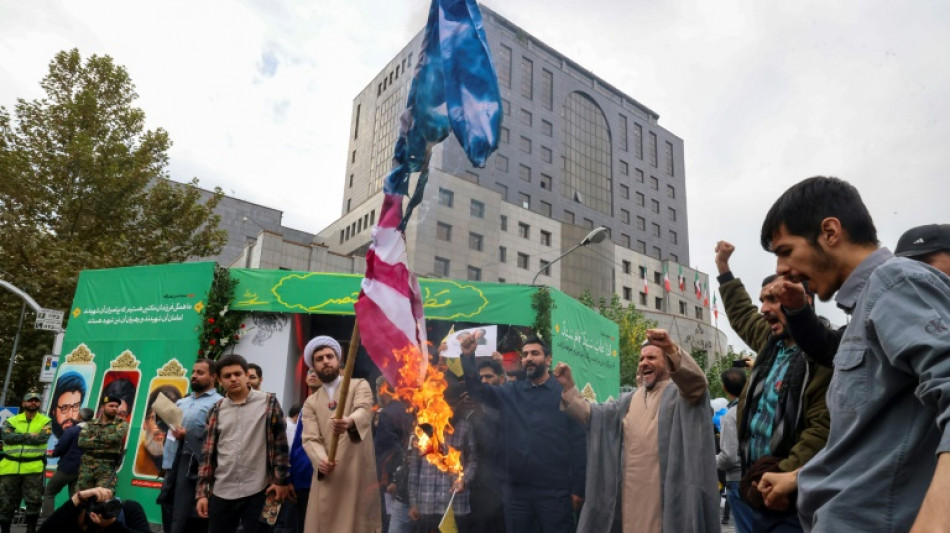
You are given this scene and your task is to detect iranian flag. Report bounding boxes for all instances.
[663,265,672,292]
[694,271,702,299]
[643,275,649,295]
[677,265,686,292]
[703,281,709,307]
[713,293,719,320]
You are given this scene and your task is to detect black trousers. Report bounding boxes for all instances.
[208,490,267,533]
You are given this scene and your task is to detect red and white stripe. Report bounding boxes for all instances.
[354,193,427,388]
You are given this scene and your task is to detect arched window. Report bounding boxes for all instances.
[561,92,612,215]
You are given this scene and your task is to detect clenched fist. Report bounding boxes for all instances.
[714,241,735,275]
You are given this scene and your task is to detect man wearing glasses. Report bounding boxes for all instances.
[0,390,52,533]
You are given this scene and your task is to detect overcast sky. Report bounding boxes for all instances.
[2,0,947,353]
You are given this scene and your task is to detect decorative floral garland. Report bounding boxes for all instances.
[196,265,249,360]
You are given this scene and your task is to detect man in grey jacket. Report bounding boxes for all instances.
[760,176,950,532]
[716,368,746,526]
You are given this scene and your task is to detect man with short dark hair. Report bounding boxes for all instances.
[717,368,747,526]
[761,176,950,531]
[555,330,718,533]
[895,223,950,276]
[477,360,505,386]
[38,487,150,533]
[159,359,222,533]
[77,396,128,492]
[0,390,51,533]
[247,364,263,391]
[715,240,831,532]
[461,336,586,533]
[196,354,290,533]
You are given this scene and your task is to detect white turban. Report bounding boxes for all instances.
[303,335,342,369]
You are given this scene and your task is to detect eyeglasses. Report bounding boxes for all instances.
[56,401,81,414]
[307,369,318,375]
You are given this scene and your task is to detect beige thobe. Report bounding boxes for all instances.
[301,378,381,533]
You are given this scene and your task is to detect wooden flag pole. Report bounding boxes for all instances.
[328,321,360,463]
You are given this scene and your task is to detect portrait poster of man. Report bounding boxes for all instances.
[94,353,142,464]
[440,325,498,358]
[45,343,98,470]
[132,361,188,478]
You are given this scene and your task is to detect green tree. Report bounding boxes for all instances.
[0,49,226,399]
[697,345,755,400]
[578,291,657,387]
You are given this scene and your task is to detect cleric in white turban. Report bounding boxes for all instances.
[299,333,381,532]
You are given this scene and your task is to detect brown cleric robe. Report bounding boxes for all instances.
[302,378,381,533]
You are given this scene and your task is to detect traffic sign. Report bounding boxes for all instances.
[34,308,63,331]
[40,355,59,383]
[0,407,19,426]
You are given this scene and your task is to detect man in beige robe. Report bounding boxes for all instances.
[554,328,719,533]
[300,335,381,533]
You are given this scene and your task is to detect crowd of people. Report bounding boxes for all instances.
[1,176,947,533]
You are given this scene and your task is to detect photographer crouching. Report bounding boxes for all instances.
[39,487,149,533]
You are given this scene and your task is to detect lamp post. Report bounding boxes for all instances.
[531,226,609,285]
[0,280,44,407]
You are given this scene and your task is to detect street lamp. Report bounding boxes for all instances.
[531,226,609,285]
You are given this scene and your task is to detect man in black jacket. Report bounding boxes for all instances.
[39,487,149,533]
[41,408,93,520]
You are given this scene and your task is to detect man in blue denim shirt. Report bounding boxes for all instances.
[760,176,950,532]
[159,359,222,533]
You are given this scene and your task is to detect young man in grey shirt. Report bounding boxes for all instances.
[760,176,950,532]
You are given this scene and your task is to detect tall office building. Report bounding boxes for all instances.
[313,6,722,355]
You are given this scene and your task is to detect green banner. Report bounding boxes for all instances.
[230,269,537,325]
[51,262,215,523]
[550,290,620,401]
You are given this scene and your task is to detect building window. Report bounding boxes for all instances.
[665,140,675,176]
[518,222,530,238]
[619,114,628,151]
[619,160,629,175]
[519,192,530,209]
[346,199,351,212]
[636,168,644,183]
[654,271,662,284]
[541,120,553,137]
[517,252,529,269]
[500,215,508,231]
[339,230,344,244]
[541,146,552,163]
[670,253,679,262]
[498,44,512,88]
[651,199,660,213]
[467,266,482,281]
[540,201,552,217]
[469,232,483,251]
[634,122,643,159]
[500,127,509,143]
[471,200,485,218]
[620,209,630,224]
[349,174,354,188]
[564,211,575,224]
[648,132,658,167]
[499,246,507,263]
[434,256,450,277]
[520,109,533,127]
[620,184,629,199]
[655,297,663,310]
[668,207,676,221]
[561,91,613,215]
[540,174,552,190]
[520,136,532,154]
[667,184,676,198]
[635,192,645,207]
[650,176,659,190]
[622,260,631,274]
[652,223,660,238]
[640,292,648,306]
[623,286,632,301]
[540,230,552,246]
[521,57,533,99]
[437,222,452,241]
[670,230,678,244]
[652,246,661,259]
[679,301,688,315]
[351,149,356,163]
[495,154,509,172]
[496,182,508,201]
[636,240,646,253]
[695,306,704,320]
[502,99,510,115]
[541,69,553,110]
[438,188,454,207]
[539,260,551,277]
[622,233,631,247]
[583,218,594,229]
[519,164,531,182]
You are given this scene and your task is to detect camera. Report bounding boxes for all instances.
[83,497,123,520]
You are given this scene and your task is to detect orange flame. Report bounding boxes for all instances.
[388,344,464,480]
